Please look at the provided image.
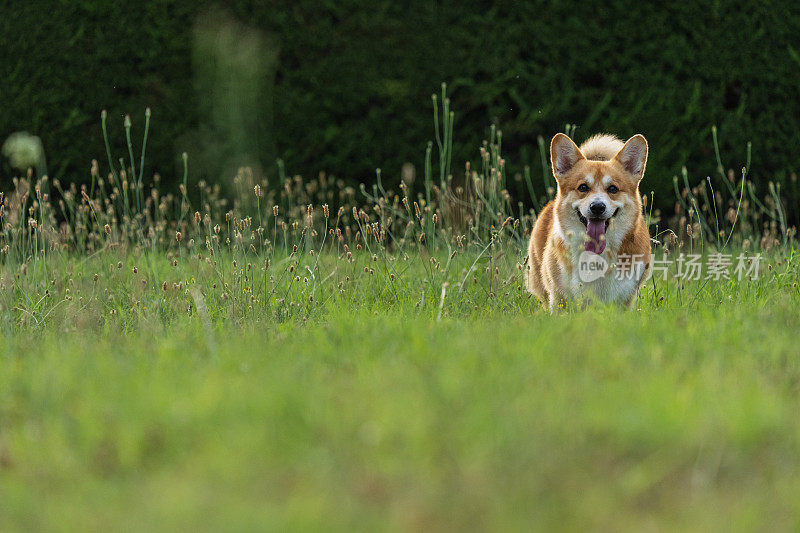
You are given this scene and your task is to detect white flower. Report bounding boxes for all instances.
[2,132,47,174]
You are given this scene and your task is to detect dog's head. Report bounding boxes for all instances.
[550,133,647,255]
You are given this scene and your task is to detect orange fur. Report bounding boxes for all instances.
[525,133,652,310]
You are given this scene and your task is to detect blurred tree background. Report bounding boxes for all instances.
[2,0,799,218]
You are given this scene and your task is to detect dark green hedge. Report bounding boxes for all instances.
[3,1,800,215]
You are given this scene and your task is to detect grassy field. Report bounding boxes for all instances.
[0,248,799,531]
[1,103,799,529]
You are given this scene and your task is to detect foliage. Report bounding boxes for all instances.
[2,1,800,221]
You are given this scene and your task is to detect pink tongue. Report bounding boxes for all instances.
[585,219,606,254]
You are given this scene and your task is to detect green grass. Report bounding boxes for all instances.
[1,96,798,530]
[1,250,799,531]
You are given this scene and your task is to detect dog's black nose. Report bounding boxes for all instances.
[589,201,606,216]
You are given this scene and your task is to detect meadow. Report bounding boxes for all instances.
[1,91,799,530]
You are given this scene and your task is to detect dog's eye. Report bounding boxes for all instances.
[577,183,590,193]
[607,185,619,194]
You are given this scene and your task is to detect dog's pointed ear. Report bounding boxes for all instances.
[613,134,648,180]
[550,133,585,180]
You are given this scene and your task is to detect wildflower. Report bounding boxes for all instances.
[176,231,183,242]
[2,132,45,172]
[104,224,111,234]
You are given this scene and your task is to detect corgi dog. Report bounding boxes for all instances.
[525,133,651,310]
